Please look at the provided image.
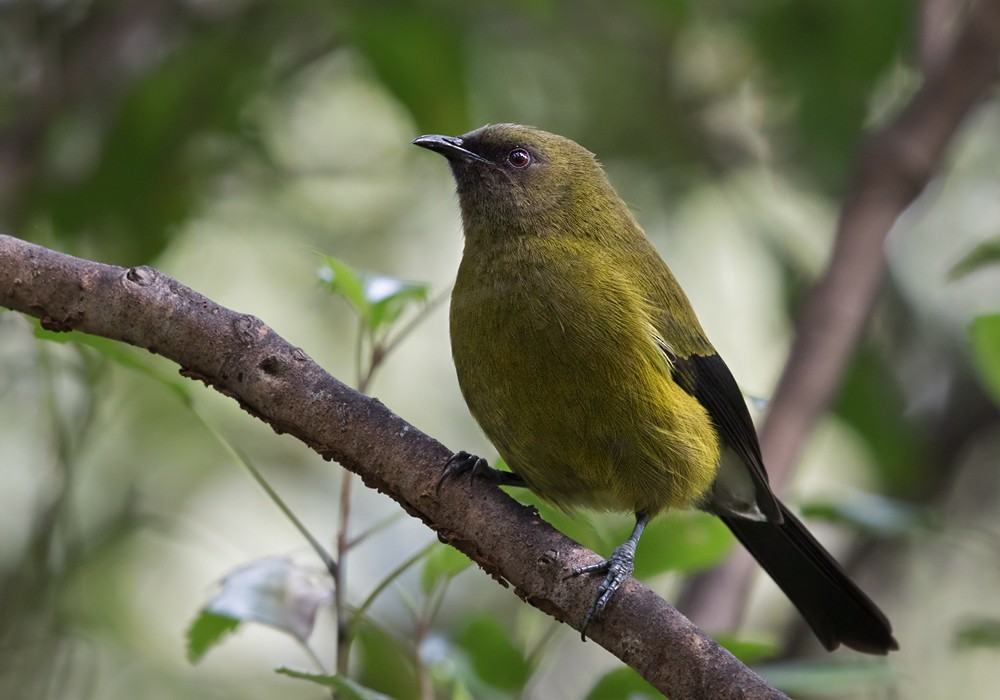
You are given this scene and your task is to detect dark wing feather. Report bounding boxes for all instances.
[667,350,898,653]
[667,350,781,522]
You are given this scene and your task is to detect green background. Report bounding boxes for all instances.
[2,1,1000,698]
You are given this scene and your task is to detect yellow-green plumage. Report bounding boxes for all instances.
[414,123,897,655]
[451,192,720,514]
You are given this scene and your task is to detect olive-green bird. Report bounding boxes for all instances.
[413,124,897,655]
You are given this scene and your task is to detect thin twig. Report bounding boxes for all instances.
[335,469,354,677]
[348,541,438,629]
[344,511,407,551]
[195,408,338,578]
[381,289,450,361]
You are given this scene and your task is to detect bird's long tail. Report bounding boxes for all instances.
[722,502,898,654]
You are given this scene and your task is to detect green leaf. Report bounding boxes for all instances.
[455,616,532,692]
[185,611,241,663]
[799,492,927,536]
[446,680,476,700]
[760,660,897,695]
[533,500,604,552]
[420,542,473,596]
[355,623,419,700]
[36,16,287,264]
[955,619,1000,649]
[510,497,730,578]
[366,275,429,333]
[584,667,660,700]
[970,314,1000,407]
[276,668,394,700]
[949,237,1000,280]
[340,6,469,132]
[632,511,734,577]
[33,322,193,403]
[714,635,780,665]
[318,255,370,317]
[833,342,925,493]
[509,479,603,553]
[744,0,909,189]
[317,254,429,334]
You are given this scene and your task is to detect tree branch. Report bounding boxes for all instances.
[679,0,1000,633]
[761,0,1000,492]
[0,233,786,700]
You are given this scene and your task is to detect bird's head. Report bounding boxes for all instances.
[413,124,623,240]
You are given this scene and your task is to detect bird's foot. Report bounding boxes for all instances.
[571,540,638,640]
[437,451,526,493]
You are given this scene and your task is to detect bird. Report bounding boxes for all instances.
[412,123,898,654]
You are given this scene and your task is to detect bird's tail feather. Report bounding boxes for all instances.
[722,502,898,654]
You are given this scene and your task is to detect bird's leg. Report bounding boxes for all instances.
[572,512,651,640]
[436,450,528,493]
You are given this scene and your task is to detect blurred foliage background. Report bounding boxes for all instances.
[2,0,1000,698]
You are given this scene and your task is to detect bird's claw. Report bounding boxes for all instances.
[438,451,529,494]
[571,541,637,640]
[437,451,490,493]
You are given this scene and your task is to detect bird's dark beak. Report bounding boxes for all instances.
[412,134,491,164]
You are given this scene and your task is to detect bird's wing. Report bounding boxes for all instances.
[665,348,781,522]
[619,229,781,521]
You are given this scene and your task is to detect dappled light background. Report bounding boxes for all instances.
[2,1,999,698]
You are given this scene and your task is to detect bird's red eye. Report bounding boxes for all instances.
[507,148,531,168]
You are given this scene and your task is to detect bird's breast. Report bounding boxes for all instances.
[450,244,721,514]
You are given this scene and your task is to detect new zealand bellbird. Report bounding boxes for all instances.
[413,124,897,655]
